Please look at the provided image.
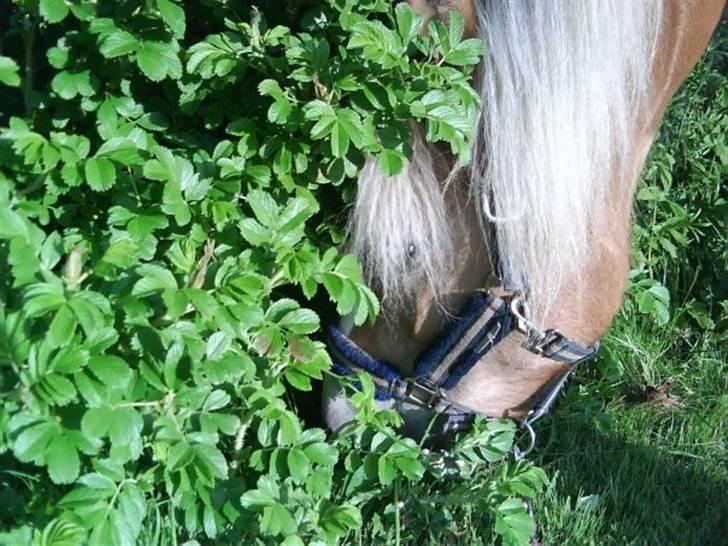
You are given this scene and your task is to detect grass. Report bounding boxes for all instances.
[530,319,726,545]
[525,22,728,545]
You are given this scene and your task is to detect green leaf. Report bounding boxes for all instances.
[206,332,231,360]
[494,498,535,546]
[395,3,422,44]
[42,374,78,406]
[100,30,139,58]
[239,218,269,246]
[83,406,143,447]
[49,305,77,348]
[448,11,465,48]
[113,484,146,545]
[50,346,89,374]
[444,38,486,66]
[194,443,228,480]
[377,455,396,486]
[303,442,338,466]
[206,353,254,384]
[85,157,117,191]
[136,41,182,81]
[378,149,406,176]
[279,308,319,334]
[97,137,143,165]
[394,456,425,480]
[23,283,66,318]
[260,503,297,537]
[51,70,95,100]
[47,433,80,484]
[157,0,186,38]
[287,448,310,483]
[0,56,20,87]
[132,264,178,296]
[87,355,132,389]
[330,123,349,158]
[247,190,279,228]
[13,421,54,463]
[37,520,87,546]
[40,0,69,23]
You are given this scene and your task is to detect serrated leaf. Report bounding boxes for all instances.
[206,332,231,360]
[13,421,54,463]
[85,157,117,191]
[132,264,178,296]
[137,41,182,81]
[260,503,297,537]
[100,30,139,58]
[49,305,77,348]
[445,38,486,66]
[87,355,132,389]
[395,4,422,44]
[157,0,186,38]
[239,218,269,246]
[206,353,254,384]
[47,433,80,484]
[50,346,89,374]
[194,444,228,480]
[287,448,310,483]
[0,56,20,87]
[247,190,279,228]
[113,484,146,545]
[494,498,535,546]
[280,308,319,334]
[51,70,94,100]
[377,455,396,486]
[378,148,406,176]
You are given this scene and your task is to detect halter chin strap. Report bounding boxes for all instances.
[328,290,599,441]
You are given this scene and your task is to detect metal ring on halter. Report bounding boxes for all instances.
[512,419,537,461]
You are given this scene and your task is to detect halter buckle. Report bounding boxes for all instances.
[401,379,444,410]
[510,296,562,355]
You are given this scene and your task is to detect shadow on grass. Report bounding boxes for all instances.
[531,414,727,546]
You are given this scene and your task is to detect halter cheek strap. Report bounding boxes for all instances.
[327,290,599,439]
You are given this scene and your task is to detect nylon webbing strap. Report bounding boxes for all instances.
[413,292,512,390]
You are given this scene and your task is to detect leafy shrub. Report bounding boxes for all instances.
[0,1,546,544]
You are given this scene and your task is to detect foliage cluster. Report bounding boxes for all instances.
[0,1,546,545]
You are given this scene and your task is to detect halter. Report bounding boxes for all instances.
[327,290,598,456]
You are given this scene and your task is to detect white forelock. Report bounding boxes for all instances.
[349,130,455,309]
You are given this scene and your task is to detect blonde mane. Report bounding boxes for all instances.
[350,0,665,323]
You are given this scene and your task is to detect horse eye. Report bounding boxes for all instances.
[407,244,417,259]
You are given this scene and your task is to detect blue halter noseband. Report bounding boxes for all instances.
[328,290,598,453]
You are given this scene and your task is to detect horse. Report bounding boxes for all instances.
[323,0,725,444]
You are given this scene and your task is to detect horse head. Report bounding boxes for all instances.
[323,0,724,442]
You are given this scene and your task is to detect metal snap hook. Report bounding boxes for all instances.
[512,419,537,460]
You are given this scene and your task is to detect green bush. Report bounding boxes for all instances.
[0,1,546,544]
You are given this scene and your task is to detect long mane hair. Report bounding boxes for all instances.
[350,0,667,324]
